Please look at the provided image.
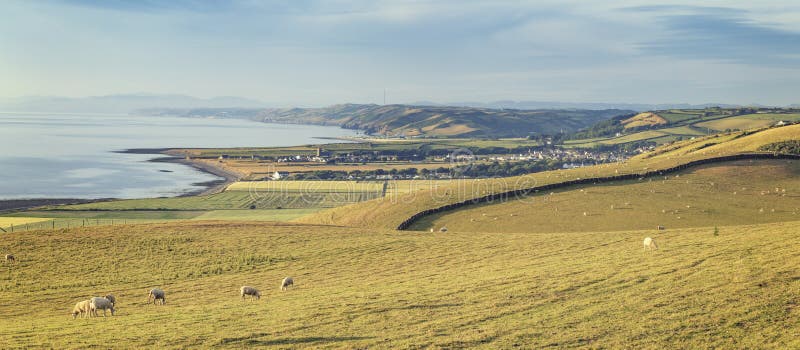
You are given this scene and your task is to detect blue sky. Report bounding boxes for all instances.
[2,0,800,106]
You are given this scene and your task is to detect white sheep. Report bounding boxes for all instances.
[643,237,658,251]
[240,286,261,300]
[148,288,166,305]
[90,297,115,317]
[71,300,92,319]
[281,277,294,291]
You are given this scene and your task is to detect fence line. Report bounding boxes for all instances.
[396,153,800,230]
[1,218,131,233]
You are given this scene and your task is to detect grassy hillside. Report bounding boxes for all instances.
[1,221,799,348]
[565,108,800,148]
[298,124,800,230]
[414,159,800,233]
[154,104,631,138]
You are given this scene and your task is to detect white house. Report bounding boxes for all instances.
[272,171,290,180]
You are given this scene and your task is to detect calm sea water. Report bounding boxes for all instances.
[0,113,357,199]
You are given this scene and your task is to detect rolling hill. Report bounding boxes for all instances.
[141,104,632,138]
[565,107,800,148]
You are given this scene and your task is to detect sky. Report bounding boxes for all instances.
[2,0,800,106]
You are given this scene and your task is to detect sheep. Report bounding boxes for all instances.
[643,237,658,251]
[71,300,92,319]
[439,226,448,233]
[281,277,294,291]
[90,297,115,317]
[429,228,434,233]
[148,288,166,305]
[104,294,116,306]
[240,286,261,300]
[657,225,665,230]
[5,254,15,264]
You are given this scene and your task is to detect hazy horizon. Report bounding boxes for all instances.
[3,1,800,106]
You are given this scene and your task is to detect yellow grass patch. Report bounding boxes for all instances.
[622,112,668,129]
[0,217,51,228]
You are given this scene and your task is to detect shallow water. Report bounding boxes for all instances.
[0,113,357,199]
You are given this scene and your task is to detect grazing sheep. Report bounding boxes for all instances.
[643,237,658,251]
[104,294,116,306]
[281,277,294,291]
[148,288,166,305]
[657,225,665,230]
[429,228,434,232]
[240,286,261,300]
[90,297,115,317]
[5,254,15,264]
[72,300,92,319]
[439,226,448,233]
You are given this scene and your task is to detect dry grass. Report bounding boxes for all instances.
[0,217,52,229]
[1,221,800,348]
[416,160,800,233]
[622,112,668,129]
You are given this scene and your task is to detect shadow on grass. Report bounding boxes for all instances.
[219,333,373,346]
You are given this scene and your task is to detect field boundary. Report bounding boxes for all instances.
[396,152,800,230]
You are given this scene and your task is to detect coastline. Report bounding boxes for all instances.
[165,156,241,196]
[116,148,242,196]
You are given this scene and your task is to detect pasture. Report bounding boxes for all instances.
[1,221,799,348]
[414,159,800,233]
[58,184,383,211]
[696,113,800,132]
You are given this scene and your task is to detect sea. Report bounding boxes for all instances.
[0,113,357,199]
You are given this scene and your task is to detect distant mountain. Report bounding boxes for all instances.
[141,104,634,138]
[0,94,267,114]
[433,100,746,111]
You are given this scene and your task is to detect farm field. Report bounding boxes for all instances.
[696,113,800,132]
[1,220,799,348]
[413,159,800,233]
[0,217,52,230]
[564,126,707,148]
[189,209,321,221]
[207,159,449,180]
[57,187,381,211]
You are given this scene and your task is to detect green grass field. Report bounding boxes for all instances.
[59,187,382,211]
[1,220,799,348]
